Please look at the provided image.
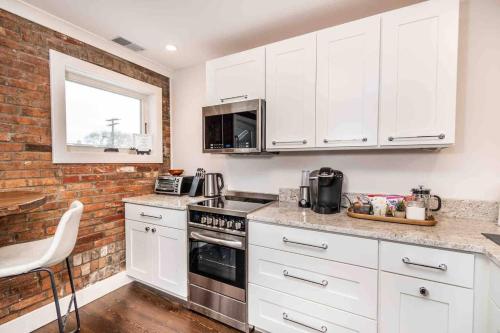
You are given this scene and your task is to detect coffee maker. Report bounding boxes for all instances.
[309,167,343,214]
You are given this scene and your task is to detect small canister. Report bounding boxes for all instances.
[406,200,426,220]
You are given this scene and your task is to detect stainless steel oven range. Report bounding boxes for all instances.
[187,192,277,332]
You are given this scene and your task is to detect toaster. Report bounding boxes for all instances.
[154,175,194,195]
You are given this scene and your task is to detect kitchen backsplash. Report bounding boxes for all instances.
[278,188,500,223]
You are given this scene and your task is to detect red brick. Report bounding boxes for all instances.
[0,7,170,324]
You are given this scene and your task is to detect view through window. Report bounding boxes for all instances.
[65,79,143,149]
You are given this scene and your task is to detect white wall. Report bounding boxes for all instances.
[172,0,500,201]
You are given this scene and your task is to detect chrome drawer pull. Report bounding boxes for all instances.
[283,312,327,332]
[283,270,328,287]
[140,212,162,219]
[323,137,367,143]
[272,139,307,145]
[220,94,248,103]
[402,257,448,271]
[388,133,445,141]
[282,236,328,250]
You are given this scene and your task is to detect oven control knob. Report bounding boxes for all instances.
[227,220,234,228]
[234,221,242,230]
[206,217,213,226]
[219,219,226,228]
[213,218,219,227]
[201,216,207,224]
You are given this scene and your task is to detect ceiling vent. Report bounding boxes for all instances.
[111,36,145,52]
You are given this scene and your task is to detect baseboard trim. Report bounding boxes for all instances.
[0,271,133,333]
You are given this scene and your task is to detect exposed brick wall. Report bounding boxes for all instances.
[0,9,170,323]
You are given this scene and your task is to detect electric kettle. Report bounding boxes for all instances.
[203,173,224,197]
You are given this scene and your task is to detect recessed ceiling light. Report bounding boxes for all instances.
[165,44,177,52]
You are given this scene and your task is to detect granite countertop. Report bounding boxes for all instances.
[248,201,500,267]
[122,194,207,210]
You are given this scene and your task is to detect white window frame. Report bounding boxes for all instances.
[49,49,163,163]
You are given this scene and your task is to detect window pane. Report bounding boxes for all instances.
[65,80,142,149]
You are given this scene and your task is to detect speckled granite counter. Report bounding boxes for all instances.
[248,201,500,267]
[123,194,206,210]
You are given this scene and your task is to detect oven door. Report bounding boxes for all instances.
[189,227,246,300]
[202,99,264,153]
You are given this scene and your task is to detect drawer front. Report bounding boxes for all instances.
[125,203,186,230]
[249,245,378,318]
[249,284,377,333]
[380,241,474,288]
[249,221,378,268]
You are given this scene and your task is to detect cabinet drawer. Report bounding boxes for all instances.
[249,221,378,268]
[380,241,474,288]
[125,203,186,230]
[249,284,376,333]
[249,245,377,318]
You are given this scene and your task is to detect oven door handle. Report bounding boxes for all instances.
[190,231,244,250]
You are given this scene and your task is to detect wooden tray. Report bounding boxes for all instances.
[347,208,437,226]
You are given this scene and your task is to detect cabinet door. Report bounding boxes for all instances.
[206,47,265,105]
[151,225,188,298]
[266,34,316,150]
[380,272,473,333]
[379,0,459,146]
[125,220,152,283]
[316,16,380,148]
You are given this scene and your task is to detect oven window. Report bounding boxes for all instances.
[204,115,222,149]
[189,240,245,289]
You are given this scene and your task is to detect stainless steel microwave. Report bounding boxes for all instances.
[202,99,265,154]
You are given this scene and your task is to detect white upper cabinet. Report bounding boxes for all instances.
[316,16,380,148]
[379,0,459,146]
[205,47,265,105]
[266,34,316,150]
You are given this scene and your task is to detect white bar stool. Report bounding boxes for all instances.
[0,200,84,333]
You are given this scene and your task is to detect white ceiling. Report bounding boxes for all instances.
[23,0,422,70]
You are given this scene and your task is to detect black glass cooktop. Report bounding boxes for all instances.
[483,233,500,246]
[196,195,274,213]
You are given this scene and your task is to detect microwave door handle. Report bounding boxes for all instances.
[190,232,243,249]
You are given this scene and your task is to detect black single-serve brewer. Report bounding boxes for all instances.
[309,167,344,214]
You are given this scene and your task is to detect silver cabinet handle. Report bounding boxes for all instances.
[220,94,248,103]
[282,312,327,332]
[190,232,244,250]
[144,226,150,232]
[323,137,367,143]
[402,257,448,271]
[388,133,445,141]
[272,139,307,145]
[282,236,328,250]
[283,270,328,286]
[140,212,162,219]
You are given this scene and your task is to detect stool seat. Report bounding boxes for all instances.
[0,237,54,278]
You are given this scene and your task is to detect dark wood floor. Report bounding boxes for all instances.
[34,282,239,333]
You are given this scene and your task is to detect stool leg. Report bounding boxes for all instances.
[66,257,81,332]
[46,269,65,333]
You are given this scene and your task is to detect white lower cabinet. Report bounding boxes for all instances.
[125,204,187,299]
[249,284,377,333]
[380,271,473,333]
[151,225,187,297]
[488,299,500,333]
[249,244,378,319]
[126,219,152,283]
